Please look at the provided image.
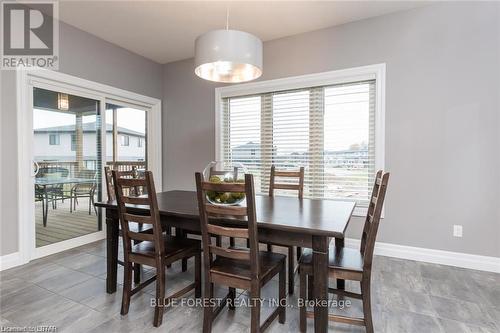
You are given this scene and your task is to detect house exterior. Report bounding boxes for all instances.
[231,141,369,169]
[34,122,146,165]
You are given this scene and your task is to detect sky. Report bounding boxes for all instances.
[229,83,370,152]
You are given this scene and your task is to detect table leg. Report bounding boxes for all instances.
[43,186,48,227]
[335,237,345,290]
[106,212,119,294]
[178,229,188,272]
[312,235,328,333]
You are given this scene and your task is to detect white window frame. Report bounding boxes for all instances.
[15,67,162,264]
[49,133,60,145]
[214,63,386,216]
[121,134,130,146]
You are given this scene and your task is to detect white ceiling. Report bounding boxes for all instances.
[58,0,429,64]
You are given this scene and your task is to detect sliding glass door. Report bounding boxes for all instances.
[33,87,102,248]
[105,102,148,172]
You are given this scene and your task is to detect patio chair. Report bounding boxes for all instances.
[36,166,69,209]
[70,169,97,215]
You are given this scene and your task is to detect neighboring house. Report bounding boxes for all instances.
[324,148,369,169]
[231,141,262,165]
[34,122,146,166]
[231,141,369,169]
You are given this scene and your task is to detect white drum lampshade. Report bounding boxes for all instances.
[194,29,263,83]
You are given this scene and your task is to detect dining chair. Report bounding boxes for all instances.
[195,172,286,333]
[298,170,389,333]
[105,166,153,283]
[113,170,202,327]
[261,164,305,294]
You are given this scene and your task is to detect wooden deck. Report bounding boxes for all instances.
[35,198,100,247]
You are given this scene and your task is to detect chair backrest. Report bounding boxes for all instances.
[77,169,96,179]
[195,172,260,279]
[105,166,139,201]
[37,167,69,179]
[360,170,390,271]
[112,170,164,256]
[269,164,305,199]
[104,167,116,201]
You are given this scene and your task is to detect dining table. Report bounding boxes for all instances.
[95,190,355,333]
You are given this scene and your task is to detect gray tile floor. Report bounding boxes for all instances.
[1,240,498,332]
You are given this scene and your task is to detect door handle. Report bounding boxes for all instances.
[32,160,40,177]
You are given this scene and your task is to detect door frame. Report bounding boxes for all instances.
[16,68,162,263]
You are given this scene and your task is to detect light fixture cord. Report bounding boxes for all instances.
[226,7,229,30]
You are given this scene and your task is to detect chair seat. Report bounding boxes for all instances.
[300,246,364,273]
[211,248,286,281]
[132,235,200,259]
[72,189,93,194]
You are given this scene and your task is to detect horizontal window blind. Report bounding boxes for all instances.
[220,80,376,208]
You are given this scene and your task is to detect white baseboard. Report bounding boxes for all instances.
[1,231,105,271]
[0,251,25,271]
[2,236,499,273]
[345,238,500,273]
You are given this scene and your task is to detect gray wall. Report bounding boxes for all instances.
[163,2,500,257]
[0,21,163,255]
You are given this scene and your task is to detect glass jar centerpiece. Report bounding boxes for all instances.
[202,161,247,206]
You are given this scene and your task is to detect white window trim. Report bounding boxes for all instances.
[16,67,162,264]
[215,63,386,217]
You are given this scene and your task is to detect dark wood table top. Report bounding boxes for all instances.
[96,190,356,238]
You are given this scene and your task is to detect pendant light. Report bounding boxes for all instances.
[57,93,69,111]
[194,9,262,83]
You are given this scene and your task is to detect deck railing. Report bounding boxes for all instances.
[36,160,146,175]
[105,161,146,171]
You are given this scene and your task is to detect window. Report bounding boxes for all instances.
[49,133,60,145]
[138,137,143,147]
[217,65,385,214]
[121,135,129,146]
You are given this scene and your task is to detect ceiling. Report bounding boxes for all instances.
[57,1,429,64]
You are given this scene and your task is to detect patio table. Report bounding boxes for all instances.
[35,177,96,227]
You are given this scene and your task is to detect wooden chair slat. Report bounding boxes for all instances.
[121,196,150,205]
[273,183,301,191]
[201,181,246,192]
[273,170,302,177]
[117,178,146,187]
[205,204,247,217]
[207,224,249,239]
[123,213,153,225]
[127,231,155,242]
[209,245,251,261]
